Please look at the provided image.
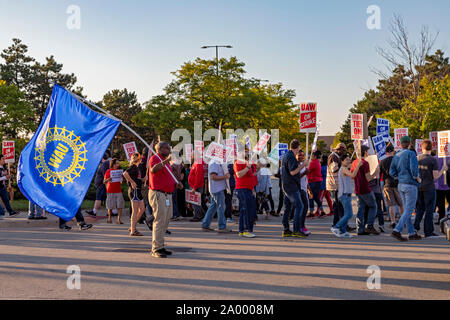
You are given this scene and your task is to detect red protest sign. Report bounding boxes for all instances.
[185,189,201,206]
[123,142,137,161]
[205,142,226,163]
[429,132,438,150]
[394,128,408,151]
[253,133,271,154]
[437,131,449,158]
[351,114,364,140]
[300,103,317,133]
[225,138,237,162]
[2,141,15,164]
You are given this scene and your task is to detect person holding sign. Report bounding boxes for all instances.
[414,140,448,238]
[104,158,125,225]
[389,136,422,242]
[351,145,381,236]
[0,154,18,218]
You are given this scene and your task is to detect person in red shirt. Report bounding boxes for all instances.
[148,141,182,258]
[104,158,124,224]
[351,145,380,236]
[307,150,323,217]
[234,147,258,238]
[188,150,205,222]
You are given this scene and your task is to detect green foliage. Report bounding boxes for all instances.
[134,57,300,144]
[381,75,450,139]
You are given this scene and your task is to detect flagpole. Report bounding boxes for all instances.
[71,92,180,185]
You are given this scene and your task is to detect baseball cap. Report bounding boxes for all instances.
[400,136,411,144]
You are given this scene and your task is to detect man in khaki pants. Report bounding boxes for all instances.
[148,142,181,258]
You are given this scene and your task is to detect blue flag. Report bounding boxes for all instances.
[17,85,121,221]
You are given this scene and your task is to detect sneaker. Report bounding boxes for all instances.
[424,233,441,239]
[270,211,279,217]
[301,227,311,236]
[366,227,380,235]
[9,211,19,217]
[390,223,397,229]
[202,227,215,232]
[292,231,307,238]
[161,248,173,256]
[27,216,35,220]
[36,216,47,220]
[357,231,370,236]
[226,218,234,223]
[217,228,233,233]
[342,232,354,238]
[408,233,422,240]
[60,225,72,231]
[85,210,96,216]
[151,250,167,258]
[391,231,407,242]
[242,232,256,238]
[79,223,93,230]
[378,226,386,233]
[331,228,343,238]
[239,232,244,237]
[171,216,181,221]
[282,230,293,238]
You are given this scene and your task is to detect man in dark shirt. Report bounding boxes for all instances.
[380,144,403,228]
[414,139,447,238]
[281,139,308,238]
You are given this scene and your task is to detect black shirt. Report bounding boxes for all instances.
[281,150,300,193]
[0,165,8,188]
[126,165,142,189]
[380,156,397,188]
[418,154,438,191]
[94,160,110,187]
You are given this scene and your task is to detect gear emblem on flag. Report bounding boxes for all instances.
[34,125,88,186]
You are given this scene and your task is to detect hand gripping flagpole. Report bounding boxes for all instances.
[70,92,180,185]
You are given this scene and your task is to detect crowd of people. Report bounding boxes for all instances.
[0,135,449,258]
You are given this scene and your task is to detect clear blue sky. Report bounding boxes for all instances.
[1,0,449,135]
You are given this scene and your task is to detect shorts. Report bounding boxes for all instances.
[95,184,106,201]
[106,193,125,210]
[383,187,403,207]
[128,188,144,202]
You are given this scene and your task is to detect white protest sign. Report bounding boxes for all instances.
[351,114,366,140]
[2,141,15,164]
[366,155,379,176]
[253,133,271,155]
[110,169,123,183]
[123,142,137,161]
[184,144,193,164]
[185,189,201,206]
[194,140,204,164]
[437,131,450,158]
[415,139,423,154]
[205,142,226,164]
[394,128,408,151]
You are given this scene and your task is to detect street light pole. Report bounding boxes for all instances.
[201,45,232,76]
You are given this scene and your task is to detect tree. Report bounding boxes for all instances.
[98,89,144,157]
[0,81,34,138]
[134,57,300,145]
[381,75,450,139]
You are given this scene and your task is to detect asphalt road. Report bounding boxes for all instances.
[0,211,449,300]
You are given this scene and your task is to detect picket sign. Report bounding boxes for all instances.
[394,128,408,151]
[415,139,423,154]
[253,133,271,155]
[310,121,322,158]
[205,142,226,164]
[2,141,15,164]
[372,135,387,160]
[184,144,193,164]
[437,131,450,158]
[185,189,201,206]
[123,142,137,161]
[351,114,366,140]
[194,140,204,164]
[376,118,390,142]
[430,132,438,150]
[300,102,317,133]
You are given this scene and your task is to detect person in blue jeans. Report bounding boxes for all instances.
[390,136,422,241]
[28,201,47,220]
[281,140,308,238]
[202,160,231,232]
[331,154,362,238]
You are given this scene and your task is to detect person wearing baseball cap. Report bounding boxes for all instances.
[389,136,422,241]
